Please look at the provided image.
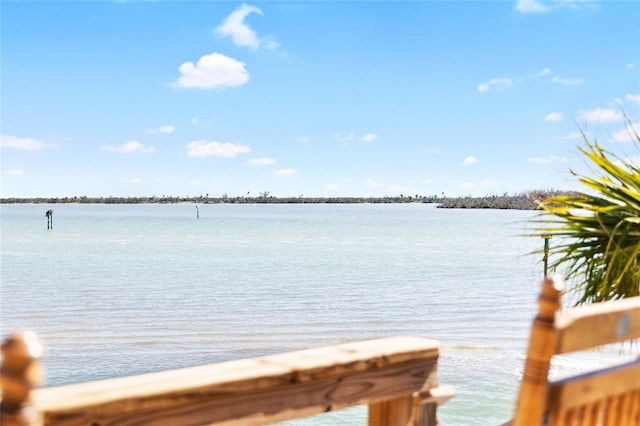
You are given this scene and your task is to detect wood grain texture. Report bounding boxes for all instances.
[548,357,640,410]
[554,296,640,354]
[511,279,640,426]
[30,336,440,426]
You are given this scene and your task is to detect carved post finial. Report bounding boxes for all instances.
[1,332,43,426]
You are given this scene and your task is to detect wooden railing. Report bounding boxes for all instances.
[1,333,453,426]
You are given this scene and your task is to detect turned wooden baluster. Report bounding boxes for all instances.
[512,277,564,426]
[1,332,43,426]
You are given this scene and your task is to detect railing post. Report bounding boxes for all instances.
[0,332,43,426]
[512,278,563,426]
[368,394,414,426]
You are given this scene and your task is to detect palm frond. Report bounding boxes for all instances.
[534,130,640,304]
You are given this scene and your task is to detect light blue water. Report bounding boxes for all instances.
[0,203,589,424]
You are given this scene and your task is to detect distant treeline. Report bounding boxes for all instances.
[1,190,573,210]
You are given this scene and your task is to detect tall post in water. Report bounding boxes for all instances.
[46,210,53,230]
[542,235,551,276]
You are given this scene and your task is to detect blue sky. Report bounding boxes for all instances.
[2,0,639,198]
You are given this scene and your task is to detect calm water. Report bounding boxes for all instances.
[0,203,595,424]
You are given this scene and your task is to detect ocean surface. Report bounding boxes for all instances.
[0,203,617,424]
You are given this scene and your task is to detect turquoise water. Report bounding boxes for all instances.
[0,203,580,424]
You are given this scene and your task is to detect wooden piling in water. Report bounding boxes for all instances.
[45,210,53,230]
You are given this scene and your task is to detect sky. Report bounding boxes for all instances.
[1,0,639,198]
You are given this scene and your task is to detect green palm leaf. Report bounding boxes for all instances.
[534,130,640,305]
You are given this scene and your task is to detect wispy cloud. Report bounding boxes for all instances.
[326,183,340,191]
[120,178,142,184]
[298,136,310,144]
[245,157,276,166]
[172,53,249,89]
[185,140,250,158]
[552,76,584,85]
[555,131,583,140]
[4,169,24,176]
[275,168,296,176]
[625,93,640,104]
[516,0,598,14]
[621,156,640,168]
[516,0,549,13]
[611,122,640,143]
[577,108,623,123]
[544,112,564,122]
[423,178,432,185]
[527,155,568,163]
[147,125,175,134]
[462,155,478,166]
[477,78,512,93]
[535,68,551,78]
[216,3,279,50]
[0,134,57,150]
[362,133,377,142]
[101,140,155,153]
[364,179,385,188]
[335,132,355,142]
[459,179,501,190]
[459,182,478,189]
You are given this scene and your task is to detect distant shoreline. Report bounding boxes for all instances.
[0,190,573,210]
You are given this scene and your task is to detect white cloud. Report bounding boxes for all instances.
[536,68,551,77]
[275,168,296,176]
[335,132,355,142]
[517,0,598,14]
[388,184,410,193]
[216,3,279,50]
[423,178,432,185]
[120,178,142,184]
[527,155,568,163]
[364,179,385,188]
[245,157,276,166]
[191,117,199,124]
[362,133,377,142]
[611,122,640,143]
[481,179,502,186]
[552,76,584,85]
[185,140,250,158]
[628,64,636,70]
[101,140,156,153]
[477,78,512,93]
[625,94,640,104]
[326,183,340,191]
[4,169,24,176]
[0,134,56,150]
[459,182,478,189]
[544,112,564,122]
[298,136,310,144]
[462,156,478,166]
[577,108,623,123]
[555,131,583,140]
[622,156,640,168]
[173,53,249,89]
[147,125,175,134]
[516,0,549,13]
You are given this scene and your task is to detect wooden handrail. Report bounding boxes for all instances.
[1,334,453,426]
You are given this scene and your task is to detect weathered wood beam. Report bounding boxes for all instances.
[30,336,440,426]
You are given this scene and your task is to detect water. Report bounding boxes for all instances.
[0,203,594,424]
